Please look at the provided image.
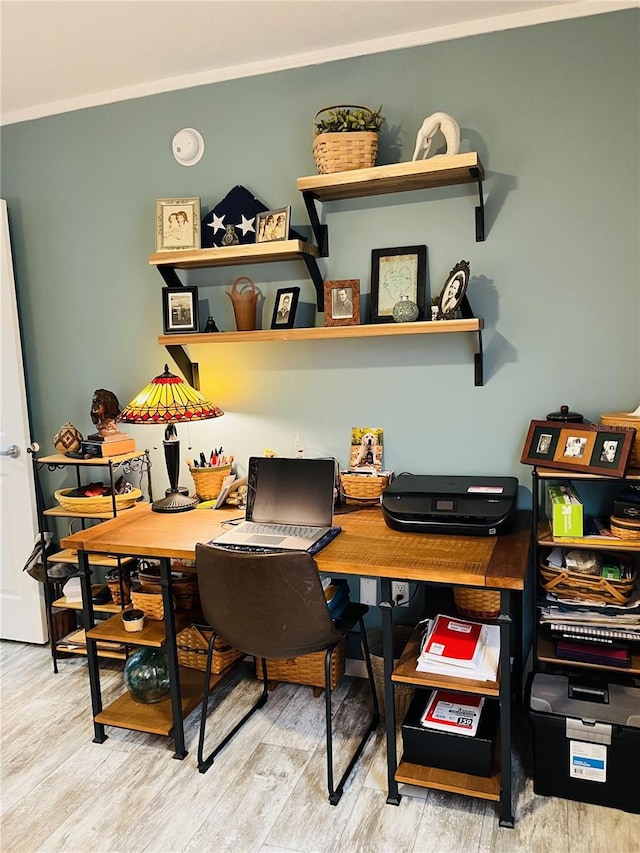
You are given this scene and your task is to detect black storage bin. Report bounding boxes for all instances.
[401,689,499,777]
[528,672,640,814]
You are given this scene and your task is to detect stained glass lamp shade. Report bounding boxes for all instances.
[119,365,223,512]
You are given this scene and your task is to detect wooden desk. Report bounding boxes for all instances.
[62,505,530,825]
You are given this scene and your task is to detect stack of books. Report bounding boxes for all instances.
[420,689,484,737]
[416,614,500,682]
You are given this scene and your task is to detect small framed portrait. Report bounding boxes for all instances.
[520,420,635,477]
[436,260,470,318]
[270,286,300,330]
[162,286,199,334]
[324,279,360,327]
[256,206,291,243]
[370,245,427,323]
[155,197,200,252]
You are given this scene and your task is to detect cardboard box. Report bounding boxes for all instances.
[401,689,499,777]
[528,673,640,814]
[547,483,583,537]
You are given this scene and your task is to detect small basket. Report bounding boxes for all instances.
[312,105,379,174]
[255,639,346,693]
[609,515,640,540]
[176,625,245,674]
[54,487,142,514]
[539,559,637,605]
[137,565,199,611]
[130,584,166,620]
[366,626,415,720]
[340,472,390,505]
[104,570,132,606]
[453,588,501,620]
[599,412,640,469]
[189,465,232,502]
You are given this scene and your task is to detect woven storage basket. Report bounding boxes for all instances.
[104,569,132,606]
[599,412,640,469]
[312,105,379,174]
[610,515,640,540]
[539,560,637,605]
[255,638,346,693]
[453,588,500,620]
[138,566,199,611]
[340,472,390,505]
[366,626,415,720]
[130,584,166,620]
[55,487,142,513]
[176,625,245,674]
[189,465,232,501]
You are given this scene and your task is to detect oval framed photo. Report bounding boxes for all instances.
[437,260,470,318]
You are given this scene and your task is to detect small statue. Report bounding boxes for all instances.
[412,112,460,161]
[88,389,125,440]
[221,224,240,246]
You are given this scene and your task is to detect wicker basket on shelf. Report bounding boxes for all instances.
[609,515,640,540]
[130,584,166,620]
[539,560,637,605]
[340,472,390,505]
[255,639,346,695]
[366,626,415,720]
[104,569,132,606]
[312,105,380,174]
[189,465,232,502]
[176,625,245,674]
[137,565,199,611]
[54,487,142,514]
[453,588,501,620]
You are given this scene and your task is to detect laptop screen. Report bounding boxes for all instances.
[246,456,335,526]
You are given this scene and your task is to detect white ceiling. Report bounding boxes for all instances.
[1,0,636,125]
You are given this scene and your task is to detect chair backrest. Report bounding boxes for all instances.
[195,544,344,660]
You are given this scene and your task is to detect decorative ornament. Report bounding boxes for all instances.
[392,294,420,323]
[124,647,171,703]
[412,112,460,161]
[53,422,83,453]
[221,224,240,246]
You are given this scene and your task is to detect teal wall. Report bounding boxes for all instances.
[1,10,638,509]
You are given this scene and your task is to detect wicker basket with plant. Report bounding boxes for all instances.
[312,104,385,174]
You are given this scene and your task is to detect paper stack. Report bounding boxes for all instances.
[62,576,82,603]
[420,689,485,737]
[417,614,500,682]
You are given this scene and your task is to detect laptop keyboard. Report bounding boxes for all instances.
[244,522,320,539]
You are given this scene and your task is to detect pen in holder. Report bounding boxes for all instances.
[189,464,232,502]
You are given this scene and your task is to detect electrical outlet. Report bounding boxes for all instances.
[360,578,377,606]
[391,581,409,606]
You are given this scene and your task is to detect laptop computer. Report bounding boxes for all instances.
[211,456,340,552]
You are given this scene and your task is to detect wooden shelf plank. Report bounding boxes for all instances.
[37,451,145,466]
[87,610,193,646]
[535,466,640,481]
[297,153,484,202]
[55,645,126,661]
[95,667,222,735]
[391,628,500,697]
[53,585,121,614]
[536,523,640,552]
[149,239,319,270]
[158,317,483,347]
[48,549,136,569]
[395,759,501,801]
[537,633,640,675]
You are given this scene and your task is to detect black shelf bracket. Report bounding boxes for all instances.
[301,191,329,257]
[301,253,325,311]
[470,166,485,242]
[157,265,183,288]
[459,296,484,386]
[165,345,200,389]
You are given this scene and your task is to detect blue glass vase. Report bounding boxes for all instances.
[123,647,170,704]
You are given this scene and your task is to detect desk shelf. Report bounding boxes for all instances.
[395,760,501,802]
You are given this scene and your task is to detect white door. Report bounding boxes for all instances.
[0,199,48,643]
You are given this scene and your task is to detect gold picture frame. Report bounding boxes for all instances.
[155,197,200,252]
[324,279,360,327]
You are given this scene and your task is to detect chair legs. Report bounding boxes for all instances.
[197,634,269,774]
[325,617,380,805]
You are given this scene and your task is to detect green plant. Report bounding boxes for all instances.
[315,105,385,134]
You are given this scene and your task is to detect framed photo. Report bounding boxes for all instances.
[155,197,200,252]
[520,420,636,477]
[162,286,199,334]
[437,260,470,318]
[256,206,290,243]
[349,426,384,472]
[370,245,427,323]
[270,286,300,330]
[324,279,360,327]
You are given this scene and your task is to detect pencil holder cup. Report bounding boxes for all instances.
[189,465,232,501]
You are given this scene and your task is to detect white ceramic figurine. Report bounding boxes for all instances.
[412,112,460,160]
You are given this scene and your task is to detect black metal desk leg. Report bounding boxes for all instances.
[78,549,107,744]
[160,557,186,759]
[380,578,401,805]
[498,590,514,828]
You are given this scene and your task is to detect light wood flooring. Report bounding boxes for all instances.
[1,640,638,853]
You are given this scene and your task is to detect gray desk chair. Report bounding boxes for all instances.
[195,543,380,805]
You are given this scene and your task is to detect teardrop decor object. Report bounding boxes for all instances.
[392,295,419,323]
[53,422,83,453]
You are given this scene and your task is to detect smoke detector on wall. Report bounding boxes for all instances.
[171,128,205,166]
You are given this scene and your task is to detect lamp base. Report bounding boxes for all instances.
[152,491,198,513]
